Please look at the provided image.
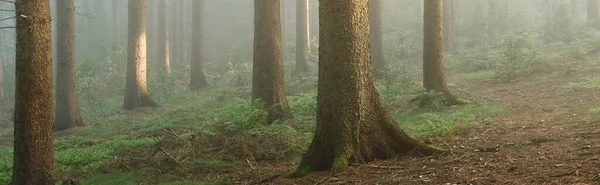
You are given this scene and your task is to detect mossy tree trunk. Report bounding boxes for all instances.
[12,0,55,183]
[422,0,457,107]
[369,0,385,79]
[287,0,443,177]
[190,0,209,90]
[158,0,171,74]
[295,0,310,73]
[253,0,293,124]
[55,0,85,131]
[124,0,159,110]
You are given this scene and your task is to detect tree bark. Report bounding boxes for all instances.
[113,0,120,51]
[12,0,55,183]
[55,0,85,131]
[422,0,456,107]
[190,0,209,90]
[295,0,310,73]
[369,0,385,79]
[124,0,159,110]
[253,0,293,124]
[287,0,442,177]
[588,0,599,25]
[158,0,171,74]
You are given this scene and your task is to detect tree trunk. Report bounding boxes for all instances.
[588,0,599,25]
[287,0,442,177]
[253,0,293,124]
[443,0,453,52]
[281,0,287,63]
[190,0,209,90]
[369,0,385,79]
[12,0,55,183]
[422,0,456,107]
[176,0,185,63]
[295,0,310,73]
[113,0,120,51]
[0,36,3,101]
[124,0,159,110]
[55,0,84,131]
[158,0,171,74]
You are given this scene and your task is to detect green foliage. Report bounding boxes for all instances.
[79,172,147,185]
[222,98,268,130]
[288,92,317,118]
[495,32,540,82]
[587,107,600,114]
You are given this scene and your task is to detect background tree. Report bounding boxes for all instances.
[588,0,599,26]
[190,0,209,89]
[12,0,55,183]
[253,0,293,124]
[422,0,457,107]
[295,0,310,73]
[369,0,385,78]
[113,0,121,51]
[55,0,84,131]
[443,0,453,51]
[124,0,159,110]
[158,0,171,74]
[0,36,3,101]
[287,0,442,177]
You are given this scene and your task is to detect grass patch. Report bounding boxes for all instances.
[456,70,496,80]
[159,181,221,185]
[395,104,506,137]
[587,106,600,114]
[79,172,147,185]
[564,78,600,89]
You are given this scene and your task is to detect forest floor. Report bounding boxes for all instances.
[1,58,600,185]
[250,62,600,185]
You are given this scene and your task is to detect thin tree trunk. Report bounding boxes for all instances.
[12,0,55,183]
[422,0,456,107]
[369,0,385,78]
[124,0,159,110]
[158,0,171,74]
[113,0,120,51]
[176,0,185,63]
[55,0,84,131]
[281,0,287,63]
[253,0,293,124]
[0,36,3,100]
[443,0,453,51]
[287,0,442,177]
[190,0,209,90]
[295,0,310,73]
[588,0,599,25]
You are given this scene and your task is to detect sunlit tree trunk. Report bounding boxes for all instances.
[124,0,159,110]
[422,0,457,107]
[253,0,293,124]
[190,0,209,90]
[369,0,385,78]
[588,0,599,26]
[287,0,442,177]
[158,0,171,74]
[55,0,85,131]
[12,0,55,184]
[295,0,310,73]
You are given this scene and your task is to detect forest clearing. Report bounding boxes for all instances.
[1,0,600,184]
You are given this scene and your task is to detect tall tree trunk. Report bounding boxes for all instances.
[158,0,171,74]
[12,0,55,184]
[190,0,209,90]
[369,0,385,79]
[588,0,599,25]
[124,0,159,110]
[295,0,310,73]
[281,0,287,63]
[113,0,120,51]
[0,36,3,101]
[422,0,456,107]
[287,0,442,177]
[253,0,293,124]
[176,0,185,63]
[443,0,453,51]
[55,0,84,131]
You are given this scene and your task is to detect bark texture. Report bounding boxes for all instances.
[422,0,456,107]
[253,0,293,124]
[369,0,385,78]
[287,0,442,177]
[13,0,55,184]
[55,0,85,131]
[124,0,159,110]
[158,0,171,74]
[190,0,209,90]
[588,0,599,25]
[295,0,310,73]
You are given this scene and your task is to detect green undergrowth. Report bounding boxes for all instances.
[587,106,600,114]
[395,104,506,138]
[455,70,497,80]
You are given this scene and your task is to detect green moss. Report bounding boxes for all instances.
[285,163,313,178]
[80,172,147,185]
[331,154,348,173]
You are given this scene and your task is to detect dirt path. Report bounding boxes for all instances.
[254,66,600,184]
